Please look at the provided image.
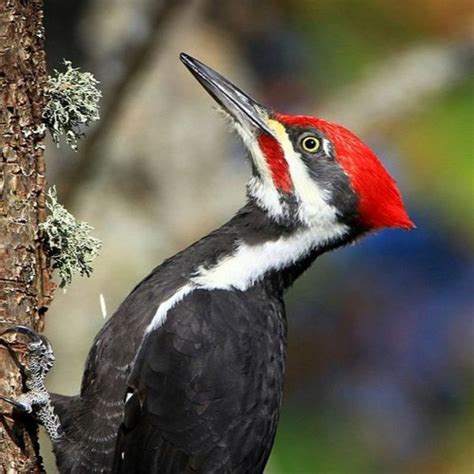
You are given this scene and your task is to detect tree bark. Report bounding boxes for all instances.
[0,0,53,471]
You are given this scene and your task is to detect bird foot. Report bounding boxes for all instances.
[0,326,63,441]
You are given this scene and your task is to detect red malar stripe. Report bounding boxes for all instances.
[257,134,293,193]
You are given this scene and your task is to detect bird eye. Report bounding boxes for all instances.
[301,136,321,153]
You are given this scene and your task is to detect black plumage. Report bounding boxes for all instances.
[114,287,287,473]
[47,201,351,473]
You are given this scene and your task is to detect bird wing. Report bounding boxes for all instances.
[112,287,286,473]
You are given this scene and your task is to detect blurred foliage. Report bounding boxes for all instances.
[397,82,474,238]
[286,0,428,91]
[272,406,372,473]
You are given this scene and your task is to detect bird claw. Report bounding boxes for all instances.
[0,325,63,440]
[2,327,54,397]
[1,325,43,341]
[0,325,55,381]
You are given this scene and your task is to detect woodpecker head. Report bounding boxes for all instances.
[181,53,414,239]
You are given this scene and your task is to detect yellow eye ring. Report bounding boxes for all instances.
[301,136,321,153]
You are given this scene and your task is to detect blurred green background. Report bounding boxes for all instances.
[42,0,473,472]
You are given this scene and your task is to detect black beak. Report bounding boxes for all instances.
[180,53,274,137]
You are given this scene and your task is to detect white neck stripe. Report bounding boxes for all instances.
[145,222,348,333]
[192,223,348,291]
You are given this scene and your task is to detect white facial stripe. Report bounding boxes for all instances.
[267,119,337,226]
[192,223,348,291]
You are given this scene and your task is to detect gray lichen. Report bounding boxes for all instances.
[43,60,101,151]
[39,187,102,288]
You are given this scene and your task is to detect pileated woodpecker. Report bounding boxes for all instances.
[0,53,413,473]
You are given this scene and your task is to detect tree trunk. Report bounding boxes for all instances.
[0,0,53,471]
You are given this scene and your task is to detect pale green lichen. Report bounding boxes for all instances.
[39,187,102,287]
[43,60,101,151]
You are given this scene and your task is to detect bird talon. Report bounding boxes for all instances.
[1,325,42,343]
[0,328,61,440]
[0,326,54,378]
[0,326,55,414]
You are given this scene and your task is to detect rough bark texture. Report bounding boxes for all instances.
[0,0,53,471]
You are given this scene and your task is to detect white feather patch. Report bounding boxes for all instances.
[144,221,347,334]
[145,284,195,334]
[192,223,348,291]
[246,176,289,220]
[322,138,332,157]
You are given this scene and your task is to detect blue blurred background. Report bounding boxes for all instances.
[43,1,473,472]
